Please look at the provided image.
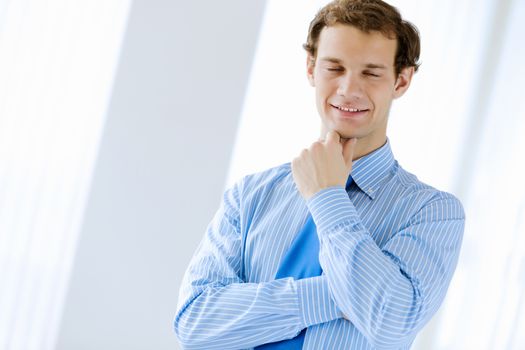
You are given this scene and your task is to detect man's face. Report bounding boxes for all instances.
[307,24,413,153]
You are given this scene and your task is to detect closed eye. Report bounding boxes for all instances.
[363,71,380,77]
[327,67,344,72]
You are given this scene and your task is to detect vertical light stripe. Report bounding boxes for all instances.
[0,1,131,349]
[433,0,525,348]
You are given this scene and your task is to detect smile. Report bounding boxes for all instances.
[338,106,361,112]
[331,104,369,113]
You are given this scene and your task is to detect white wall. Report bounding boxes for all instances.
[55,1,267,349]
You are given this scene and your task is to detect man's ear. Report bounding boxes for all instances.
[393,66,414,99]
[306,55,315,87]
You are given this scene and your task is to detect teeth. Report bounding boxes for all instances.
[338,106,360,112]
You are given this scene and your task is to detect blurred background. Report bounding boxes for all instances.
[0,0,523,349]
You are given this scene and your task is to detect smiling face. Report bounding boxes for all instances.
[307,24,414,157]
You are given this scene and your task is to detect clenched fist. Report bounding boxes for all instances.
[292,130,357,200]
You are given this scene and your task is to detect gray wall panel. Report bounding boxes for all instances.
[56,1,266,349]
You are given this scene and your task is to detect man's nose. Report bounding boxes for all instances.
[337,73,363,98]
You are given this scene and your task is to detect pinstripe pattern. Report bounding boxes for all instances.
[174,141,465,349]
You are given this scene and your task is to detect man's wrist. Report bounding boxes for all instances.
[306,186,361,235]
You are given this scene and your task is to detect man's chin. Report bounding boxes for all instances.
[336,131,359,141]
[320,123,359,140]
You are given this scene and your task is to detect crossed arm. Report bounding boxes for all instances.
[175,132,464,349]
[174,181,343,349]
[173,178,465,349]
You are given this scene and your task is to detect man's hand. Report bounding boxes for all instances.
[292,130,357,200]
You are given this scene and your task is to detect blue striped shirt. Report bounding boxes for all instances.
[174,141,465,349]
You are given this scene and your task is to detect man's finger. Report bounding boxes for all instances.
[342,137,357,169]
[325,130,341,145]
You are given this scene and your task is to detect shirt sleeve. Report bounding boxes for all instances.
[174,180,342,350]
[306,186,465,350]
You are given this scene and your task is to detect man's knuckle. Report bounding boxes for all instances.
[310,142,322,150]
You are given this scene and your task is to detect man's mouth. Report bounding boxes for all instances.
[331,104,369,114]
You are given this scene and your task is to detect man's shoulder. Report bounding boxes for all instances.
[220,162,297,215]
[247,161,291,180]
[228,162,293,196]
[393,165,465,219]
[235,162,291,186]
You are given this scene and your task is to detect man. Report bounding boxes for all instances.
[174,1,465,349]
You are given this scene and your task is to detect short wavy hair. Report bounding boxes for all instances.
[304,0,421,75]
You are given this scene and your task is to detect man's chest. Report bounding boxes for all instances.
[239,185,402,283]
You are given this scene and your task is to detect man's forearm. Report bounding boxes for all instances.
[174,276,342,349]
[307,186,464,349]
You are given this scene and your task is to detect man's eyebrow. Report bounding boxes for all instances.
[364,63,387,69]
[319,57,342,64]
[318,58,388,70]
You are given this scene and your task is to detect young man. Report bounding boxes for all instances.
[174,1,465,349]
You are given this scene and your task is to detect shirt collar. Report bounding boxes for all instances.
[349,139,396,199]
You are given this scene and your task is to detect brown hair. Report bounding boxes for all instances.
[304,0,421,75]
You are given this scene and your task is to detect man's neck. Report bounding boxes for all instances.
[347,137,387,161]
[319,128,387,161]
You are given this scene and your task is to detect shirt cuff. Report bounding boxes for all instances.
[295,275,343,327]
[306,186,362,235]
